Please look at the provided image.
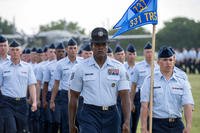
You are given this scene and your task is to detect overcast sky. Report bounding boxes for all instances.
[0,0,199,35]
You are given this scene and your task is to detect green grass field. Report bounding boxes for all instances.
[189,74,200,133]
[136,74,200,133]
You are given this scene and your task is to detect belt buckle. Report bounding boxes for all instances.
[15,98,20,101]
[169,118,175,123]
[102,106,108,111]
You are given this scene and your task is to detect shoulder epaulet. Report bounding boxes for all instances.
[110,58,121,64]
[174,74,187,80]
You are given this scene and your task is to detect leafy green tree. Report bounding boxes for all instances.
[157,17,200,49]
[39,19,85,34]
[0,17,16,34]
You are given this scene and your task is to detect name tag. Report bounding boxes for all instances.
[3,71,11,76]
[21,71,28,74]
[83,73,96,81]
[3,71,10,74]
[63,68,69,71]
[171,87,184,95]
[153,86,161,89]
[85,73,94,76]
[172,87,183,90]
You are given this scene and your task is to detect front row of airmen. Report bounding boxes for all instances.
[0,27,194,133]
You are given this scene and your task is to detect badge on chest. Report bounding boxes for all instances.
[108,68,119,75]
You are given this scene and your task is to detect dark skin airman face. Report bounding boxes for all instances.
[56,49,65,60]
[92,43,107,60]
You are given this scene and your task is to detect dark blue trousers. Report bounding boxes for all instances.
[131,91,141,133]
[76,96,84,131]
[0,95,29,133]
[59,90,69,133]
[78,104,120,133]
[152,118,184,133]
[29,107,40,133]
[117,95,132,133]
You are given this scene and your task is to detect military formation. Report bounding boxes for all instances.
[174,47,200,74]
[0,27,195,133]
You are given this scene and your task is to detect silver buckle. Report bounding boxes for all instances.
[102,106,109,111]
[169,118,175,123]
[15,98,20,101]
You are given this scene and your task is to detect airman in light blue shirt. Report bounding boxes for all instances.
[140,46,194,133]
[43,59,57,91]
[0,60,37,98]
[70,56,130,106]
[69,27,131,133]
[54,56,82,91]
[0,40,37,133]
[141,71,194,118]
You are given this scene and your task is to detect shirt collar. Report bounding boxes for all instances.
[88,56,114,67]
[9,60,23,66]
[143,60,150,67]
[65,56,78,64]
[0,54,10,61]
[158,71,178,82]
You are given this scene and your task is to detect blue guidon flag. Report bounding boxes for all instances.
[113,0,158,37]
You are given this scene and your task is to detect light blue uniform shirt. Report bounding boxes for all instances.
[131,60,159,92]
[54,57,82,91]
[36,60,49,82]
[174,66,188,81]
[0,60,37,98]
[140,71,194,118]
[124,62,134,86]
[30,62,38,76]
[43,59,57,91]
[70,57,130,106]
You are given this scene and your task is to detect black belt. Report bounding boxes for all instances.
[153,117,181,123]
[61,90,68,94]
[1,95,26,101]
[83,104,116,111]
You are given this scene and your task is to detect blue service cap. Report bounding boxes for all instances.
[114,44,124,53]
[91,27,109,44]
[68,38,77,46]
[9,40,20,47]
[144,42,152,49]
[31,47,37,52]
[126,44,136,53]
[56,42,64,49]
[0,35,7,43]
[158,46,174,58]
[168,46,175,54]
[43,47,48,52]
[78,49,82,55]
[25,48,31,54]
[37,48,43,53]
[82,44,92,51]
[63,40,68,47]
[107,46,113,53]
[22,49,26,54]
[49,43,55,49]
